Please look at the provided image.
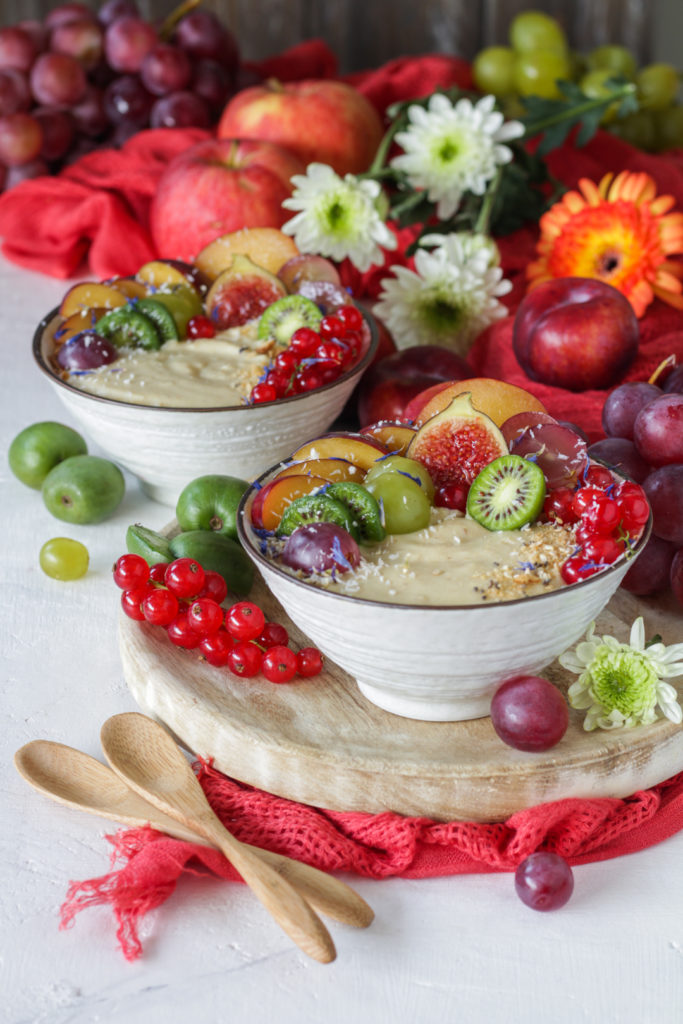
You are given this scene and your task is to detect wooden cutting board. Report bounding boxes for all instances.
[119,583,683,823]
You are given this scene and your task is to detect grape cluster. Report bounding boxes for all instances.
[114,552,323,682]
[587,369,683,605]
[0,0,246,191]
[472,8,682,152]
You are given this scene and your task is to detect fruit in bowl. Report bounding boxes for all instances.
[236,383,651,721]
[33,234,378,505]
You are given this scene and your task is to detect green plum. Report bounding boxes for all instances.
[176,474,250,540]
[42,455,125,524]
[9,421,87,489]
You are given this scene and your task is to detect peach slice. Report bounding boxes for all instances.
[251,474,327,532]
[59,282,128,319]
[360,421,417,455]
[271,458,366,484]
[205,254,286,330]
[53,307,108,346]
[194,228,300,280]
[136,259,209,296]
[291,433,388,471]
[107,276,149,301]
[413,378,548,429]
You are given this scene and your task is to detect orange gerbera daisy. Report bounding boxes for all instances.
[527,170,683,317]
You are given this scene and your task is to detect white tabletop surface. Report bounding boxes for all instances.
[2,256,683,1024]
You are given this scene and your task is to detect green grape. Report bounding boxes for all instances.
[472,46,516,97]
[579,69,621,123]
[364,473,432,535]
[653,104,683,151]
[567,50,588,83]
[587,44,637,80]
[636,63,681,112]
[39,537,90,580]
[509,11,568,56]
[513,51,572,99]
[607,110,657,151]
[365,455,435,501]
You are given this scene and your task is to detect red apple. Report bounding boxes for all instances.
[513,277,639,391]
[149,137,305,263]
[356,345,471,426]
[217,79,384,176]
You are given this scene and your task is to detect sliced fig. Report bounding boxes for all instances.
[406,392,508,489]
[205,254,286,330]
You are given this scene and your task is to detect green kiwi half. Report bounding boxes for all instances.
[466,455,546,531]
[257,294,323,345]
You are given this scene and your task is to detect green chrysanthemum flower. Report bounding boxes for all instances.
[559,617,683,731]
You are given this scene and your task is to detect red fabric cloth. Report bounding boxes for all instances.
[60,761,683,961]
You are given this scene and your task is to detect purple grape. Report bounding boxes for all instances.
[515,852,574,911]
[281,522,360,575]
[490,676,568,752]
[104,16,156,74]
[29,52,86,107]
[643,465,683,546]
[45,4,94,31]
[633,393,683,466]
[671,549,683,608]
[56,330,118,370]
[510,422,588,489]
[297,279,352,315]
[0,26,37,73]
[602,381,662,439]
[663,365,683,394]
[98,0,139,27]
[103,74,152,128]
[587,437,650,484]
[34,106,75,162]
[150,91,210,129]
[0,68,31,116]
[172,10,239,67]
[72,84,108,138]
[140,44,191,97]
[192,58,234,113]
[50,17,104,71]
[621,534,677,595]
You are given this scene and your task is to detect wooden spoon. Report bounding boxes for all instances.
[100,712,337,963]
[14,739,373,929]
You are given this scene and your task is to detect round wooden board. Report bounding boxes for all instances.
[119,581,683,823]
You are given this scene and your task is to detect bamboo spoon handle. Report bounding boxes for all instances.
[254,850,373,929]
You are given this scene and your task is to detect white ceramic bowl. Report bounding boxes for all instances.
[238,468,651,722]
[33,310,378,506]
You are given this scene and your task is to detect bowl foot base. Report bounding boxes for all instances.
[139,478,178,507]
[356,680,492,722]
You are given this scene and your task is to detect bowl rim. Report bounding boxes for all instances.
[236,462,653,613]
[33,304,378,415]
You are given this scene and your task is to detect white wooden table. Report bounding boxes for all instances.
[2,257,683,1024]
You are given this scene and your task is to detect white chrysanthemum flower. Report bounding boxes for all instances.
[281,163,397,272]
[373,231,512,354]
[390,93,524,220]
[558,617,683,732]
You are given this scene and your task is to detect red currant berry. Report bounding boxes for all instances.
[571,486,602,517]
[121,586,149,621]
[262,645,298,683]
[227,640,263,677]
[198,570,228,605]
[574,521,602,546]
[274,349,299,374]
[264,369,291,396]
[250,382,278,405]
[225,601,266,642]
[337,304,363,331]
[113,553,149,590]
[257,621,289,648]
[164,557,205,599]
[583,464,613,489]
[142,587,179,627]
[560,555,601,585]
[292,366,323,392]
[199,629,233,667]
[187,597,224,636]
[435,481,469,511]
[315,340,347,365]
[615,482,650,534]
[319,314,344,340]
[296,646,323,677]
[186,315,215,339]
[580,535,625,565]
[149,562,168,584]
[167,612,201,649]
[341,328,361,360]
[289,327,320,357]
[580,494,621,535]
[543,488,578,525]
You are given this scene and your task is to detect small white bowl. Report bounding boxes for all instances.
[33,310,378,506]
[238,471,651,722]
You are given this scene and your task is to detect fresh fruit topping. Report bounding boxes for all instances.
[40,537,89,581]
[135,296,180,341]
[291,433,388,471]
[412,378,548,429]
[586,438,650,484]
[204,254,287,331]
[195,228,300,280]
[250,474,330,532]
[95,305,161,350]
[59,281,128,318]
[257,293,323,345]
[276,492,356,538]
[407,392,509,489]
[272,458,365,486]
[9,420,87,489]
[509,421,588,489]
[434,481,469,511]
[135,259,209,296]
[515,852,574,912]
[359,421,417,455]
[364,470,432,535]
[490,675,569,751]
[186,315,216,339]
[324,481,385,543]
[277,253,342,292]
[56,330,119,370]
[542,487,577,525]
[148,285,203,335]
[364,455,435,502]
[281,521,361,575]
[466,454,546,531]
[500,410,557,447]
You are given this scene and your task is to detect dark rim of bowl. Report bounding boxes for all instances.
[33,305,379,414]
[236,463,653,612]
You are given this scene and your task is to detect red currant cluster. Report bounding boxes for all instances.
[113,553,323,683]
[249,305,364,405]
[186,315,216,339]
[543,465,650,584]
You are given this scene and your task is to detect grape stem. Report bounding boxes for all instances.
[520,82,638,140]
[159,0,202,41]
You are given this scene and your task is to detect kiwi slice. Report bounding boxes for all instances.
[466,455,546,531]
[136,297,180,341]
[276,493,355,538]
[325,482,385,543]
[95,307,162,351]
[257,294,323,345]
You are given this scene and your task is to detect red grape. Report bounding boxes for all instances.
[56,330,118,369]
[510,421,588,488]
[72,83,108,137]
[490,676,569,752]
[586,438,650,484]
[4,156,48,187]
[140,43,191,96]
[663,365,683,394]
[621,534,677,595]
[633,393,683,466]
[643,465,683,546]
[149,91,210,129]
[172,10,239,66]
[98,0,139,27]
[104,16,156,74]
[602,381,662,439]
[45,4,95,31]
[0,68,31,116]
[0,112,42,166]
[34,106,75,161]
[50,17,104,71]
[671,549,683,607]
[103,74,152,127]
[0,26,37,73]
[30,52,86,106]
[17,20,49,54]
[192,58,234,114]
[501,410,556,447]
[282,522,361,575]
[515,852,574,911]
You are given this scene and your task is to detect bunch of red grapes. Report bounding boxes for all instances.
[588,364,683,606]
[0,0,250,191]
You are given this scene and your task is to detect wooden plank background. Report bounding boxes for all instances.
[0,1,653,71]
